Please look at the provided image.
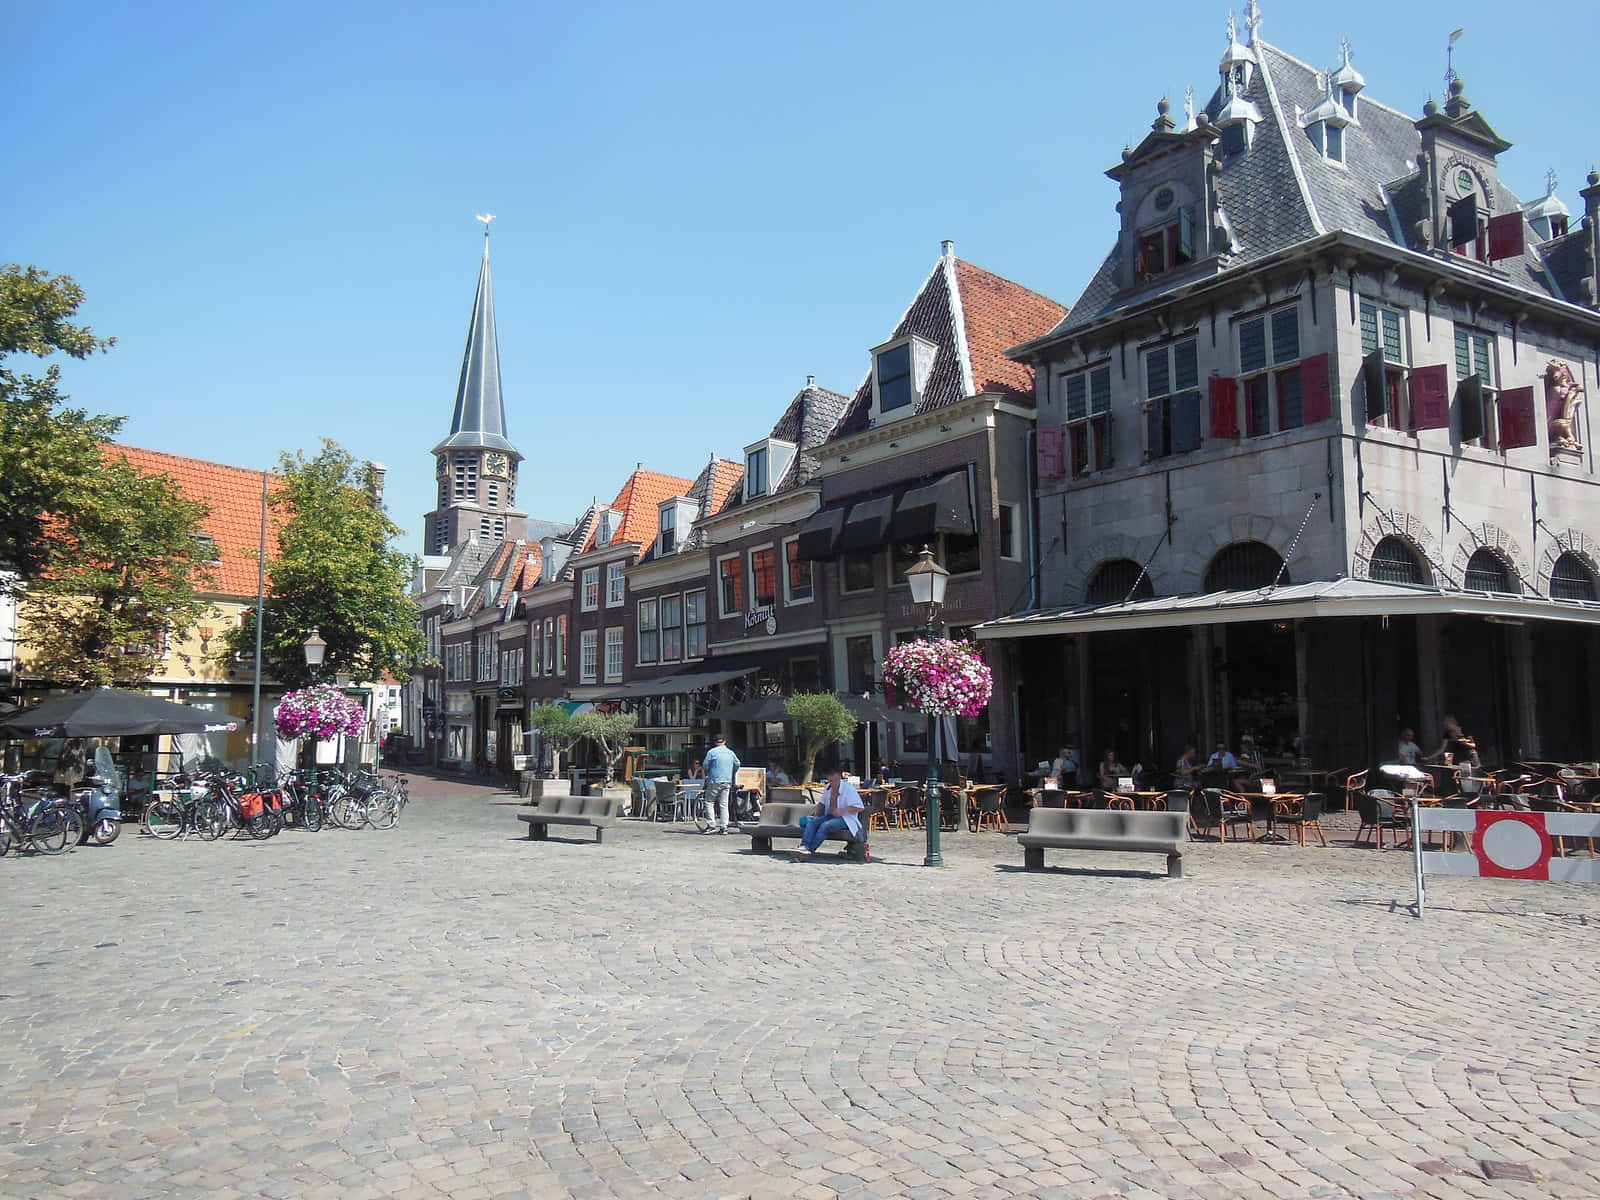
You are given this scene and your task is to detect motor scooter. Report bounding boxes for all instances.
[76,747,123,845]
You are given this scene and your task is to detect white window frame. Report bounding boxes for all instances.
[637,598,659,665]
[1142,336,1202,460]
[658,506,676,555]
[1455,325,1499,448]
[745,447,768,499]
[661,592,684,662]
[782,536,813,605]
[542,617,555,675]
[580,567,600,612]
[1359,298,1409,429]
[840,550,876,596]
[1061,363,1113,477]
[999,504,1022,562]
[684,588,707,659]
[605,561,625,607]
[748,542,777,610]
[604,627,623,682]
[579,629,598,684]
[716,553,743,618]
[1237,304,1304,437]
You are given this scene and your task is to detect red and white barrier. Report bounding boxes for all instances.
[1413,808,1600,916]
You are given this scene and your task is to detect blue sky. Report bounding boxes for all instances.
[10,1,1596,556]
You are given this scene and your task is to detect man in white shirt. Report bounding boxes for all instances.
[795,768,863,859]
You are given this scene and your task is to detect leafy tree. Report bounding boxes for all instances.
[570,709,637,787]
[25,456,216,686]
[527,704,577,777]
[225,440,424,687]
[0,265,121,589]
[785,693,858,784]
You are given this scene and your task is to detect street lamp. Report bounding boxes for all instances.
[303,629,327,795]
[903,545,949,867]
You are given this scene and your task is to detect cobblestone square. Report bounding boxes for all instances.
[1,775,1596,1199]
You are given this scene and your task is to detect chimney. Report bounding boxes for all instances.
[806,374,815,386]
[941,239,955,258]
[1583,170,1600,307]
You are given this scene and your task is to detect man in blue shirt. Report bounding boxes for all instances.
[700,735,741,834]
[1206,742,1238,770]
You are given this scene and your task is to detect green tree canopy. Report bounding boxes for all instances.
[528,704,578,776]
[226,440,424,688]
[785,693,858,784]
[0,265,122,588]
[25,456,216,686]
[570,709,637,786]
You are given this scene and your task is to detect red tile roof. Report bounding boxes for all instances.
[706,459,744,516]
[106,445,282,597]
[954,259,1068,397]
[608,468,696,552]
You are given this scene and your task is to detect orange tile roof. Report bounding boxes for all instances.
[106,445,282,597]
[707,459,744,516]
[954,259,1068,397]
[608,468,696,552]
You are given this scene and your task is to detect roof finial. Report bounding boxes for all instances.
[1244,0,1262,43]
[1339,36,1352,67]
[1546,167,1559,198]
[1445,27,1464,95]
[475,212,496,239]
[1184,85,1196,129]
[1226,9,1237,44]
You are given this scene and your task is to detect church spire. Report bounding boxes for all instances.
[435,216,517,456]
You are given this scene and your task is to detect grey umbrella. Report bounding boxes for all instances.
[0,687,241,738]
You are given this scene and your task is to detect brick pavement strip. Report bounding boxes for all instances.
[1,772,1598,1198]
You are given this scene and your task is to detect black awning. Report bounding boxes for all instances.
[795,504,847,561]
[841,494,895,551]
[891,471,974,541]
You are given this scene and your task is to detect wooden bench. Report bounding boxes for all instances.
[737,800,869,862]
[1017,807,1187,877]
[516,794,624,843]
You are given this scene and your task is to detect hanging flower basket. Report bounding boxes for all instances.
[274,684,365,741]
[880,638,993,719]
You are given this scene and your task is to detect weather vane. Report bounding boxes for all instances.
[1445,28,1464,92]
[475,213,497,238]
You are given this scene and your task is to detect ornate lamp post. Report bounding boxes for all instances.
[903,546,949,867]
[303,629,327,793]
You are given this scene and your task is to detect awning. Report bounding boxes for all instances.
[795,504,847,561]
[841,494,895,551]
[973,577,1600,640]
[608,663,762,699]
[892,471,973,542]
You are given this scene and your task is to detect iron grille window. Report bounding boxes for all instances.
[1204,541,1286,591]
[1369,536,1427,585]
[1084,559,1154,605]
[1550,553,1598,601]
[1464,549,1515,593]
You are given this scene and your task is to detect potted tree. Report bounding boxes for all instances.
[525,704,578,800]
[785,693,859,786]
[570,709,638,797]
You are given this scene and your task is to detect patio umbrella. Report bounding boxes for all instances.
[706,694,790,723]
[0,687,241,738]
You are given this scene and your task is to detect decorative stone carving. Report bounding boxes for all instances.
[1545,360,1585,450]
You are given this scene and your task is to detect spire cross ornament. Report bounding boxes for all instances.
[1244,0,1261,43]
[1339,36,1352,67]
[1546,167,1559,197]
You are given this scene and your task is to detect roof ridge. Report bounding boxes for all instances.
[1255,39,1324,236]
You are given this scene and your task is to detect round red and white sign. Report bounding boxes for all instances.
[1474,811,1552,880]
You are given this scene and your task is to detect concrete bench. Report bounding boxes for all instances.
[737,800,868,862]
[1017,807,1187,877]
[516,793,624,843]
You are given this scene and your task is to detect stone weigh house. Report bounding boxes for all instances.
[978,7,1600,776]
[412,6,1600,784]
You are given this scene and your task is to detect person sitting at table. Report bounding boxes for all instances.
[1206,741,1238,770]
[1174,744,1200,789]
[1236,736,1262,772]
[768,763,792,786]
[1049,747,1079,788]
[1096,748,1128,791]
[1396,728,1422,766]
[1430,714,1481,769]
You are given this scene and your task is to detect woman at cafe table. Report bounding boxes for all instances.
[1097,748,1128,791]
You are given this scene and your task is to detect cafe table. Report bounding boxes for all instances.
[1103,790,1170,810]
[1223,791,1304,843]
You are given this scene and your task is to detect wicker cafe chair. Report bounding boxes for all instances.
[1343,769,1368,812]
[1189,788,1226,840]
[1353,790,1406,849]
[970,785,1007,832]
[1221,793,1257,841]
[1274,792,1328,847]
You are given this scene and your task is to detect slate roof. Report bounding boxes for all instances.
[1049,37,1580,337]
[435,235,517,456]
[106,445,282,597]
[831,252,1067,440]
[766,382,851,494]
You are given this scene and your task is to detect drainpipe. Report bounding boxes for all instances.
[1024,427,1041,610]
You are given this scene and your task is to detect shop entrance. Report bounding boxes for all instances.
[1220,622,1298,759]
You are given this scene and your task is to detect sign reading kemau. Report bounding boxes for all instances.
[1413,807,1600,917]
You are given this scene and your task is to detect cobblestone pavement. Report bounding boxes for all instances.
[1,775,1597,1200]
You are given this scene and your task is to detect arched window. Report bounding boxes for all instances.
[1084,558,1154,605]
[1464,548,1516,593]
[1204,541,1285,591]
[1368,536,1429,585]
[1549,552,1598,601]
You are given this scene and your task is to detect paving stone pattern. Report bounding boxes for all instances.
[1,775,1597,1199]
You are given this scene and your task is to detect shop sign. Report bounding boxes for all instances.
[744,605,778,635]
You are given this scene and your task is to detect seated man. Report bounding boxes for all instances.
[1206,742,1238,770]
[795,767,864,860]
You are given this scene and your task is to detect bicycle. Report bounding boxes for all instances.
[144,775,226,841]
[0,772,86,855]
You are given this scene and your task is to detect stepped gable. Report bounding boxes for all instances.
[106,445,282,597]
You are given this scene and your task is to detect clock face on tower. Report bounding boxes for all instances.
[485,453,508,477]
[435,456,447,477]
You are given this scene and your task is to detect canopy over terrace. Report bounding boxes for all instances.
[976,578,1600,778]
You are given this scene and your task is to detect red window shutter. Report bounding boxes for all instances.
[1209,375,1239,439]
[1408,364,1451,430]
[1497,386,1537,449]
[1300,353,1331,424]
[1036,424,1064,479]
[1488,212,1525,262]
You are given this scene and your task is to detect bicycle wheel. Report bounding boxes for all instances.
[29,805,82,855]
[367,791,399,830]
[196,800,228,841]
[145,797,186,840]
[300,795,323,832]
[333,794,368,829]
[246,809,279,840]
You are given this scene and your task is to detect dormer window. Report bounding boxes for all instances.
[1135,187,1194,281]
[746,447,768,498]
[870,336,936,422]
[1220,123,1248,156]
[1337,88,1357,119]
[656,495,699,554]
[1299,95,1350,164]
[658,505,676,555]
[1320,122,1344,163]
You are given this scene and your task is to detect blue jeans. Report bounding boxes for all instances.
[800,815,849,852]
